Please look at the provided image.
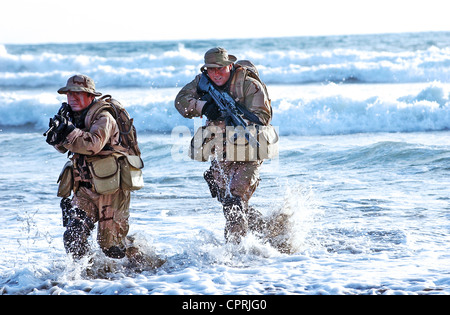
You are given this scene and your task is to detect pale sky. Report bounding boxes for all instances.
[0,0,448,44]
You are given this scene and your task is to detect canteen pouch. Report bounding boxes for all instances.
[119,155,144,191]
[87,155,120,195]
[57,161,74,198]
[226,125,279,161]
[189,125,223,162]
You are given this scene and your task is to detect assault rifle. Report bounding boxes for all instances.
[43,102,72,137]
[198,74,260,147]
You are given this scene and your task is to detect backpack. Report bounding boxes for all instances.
[229,60,273,122]
[231,60,271,107]
[84,95,144,192]
[86,95,141,157]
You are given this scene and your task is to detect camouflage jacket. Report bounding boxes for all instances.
[174,66,272,126]
[54,99,121,185]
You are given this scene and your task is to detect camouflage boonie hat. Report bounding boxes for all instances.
[201,47,237,70]
[58,74,102,96]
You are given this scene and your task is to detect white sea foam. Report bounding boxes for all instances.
[1,35,450,89]
[2,33,449,135]
[1,82,448,135]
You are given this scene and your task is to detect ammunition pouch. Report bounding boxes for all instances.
[86,153,144,195]
[189,125,223,162]
[255,124,279,160]
[189,124,279,162]
[57,161,74,198]
[226,125,279,161]
[86,155,121,195]
[118,154,144,191]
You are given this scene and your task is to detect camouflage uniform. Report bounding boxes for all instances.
[175,48,272,242]
[51,75,132,259]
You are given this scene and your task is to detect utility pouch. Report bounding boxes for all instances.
[189,125,223,162]
[87,155,120,195]
[226,125,279,161]
[118,154,144,191]
[57,161,74,198]
[255,124,279,160]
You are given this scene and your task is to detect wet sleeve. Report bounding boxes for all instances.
[62,112,118,156]
[174,74,204,119]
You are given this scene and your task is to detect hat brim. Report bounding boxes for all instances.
[58,86,102,96]
[201,54,237,70]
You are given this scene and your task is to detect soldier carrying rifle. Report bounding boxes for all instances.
[175,48,278,243]
[45,74,145,261]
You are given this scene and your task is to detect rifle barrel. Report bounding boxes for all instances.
[43,125,54,137]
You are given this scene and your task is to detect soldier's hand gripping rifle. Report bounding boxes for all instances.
[198,74,260,147]
[43,102,72,137]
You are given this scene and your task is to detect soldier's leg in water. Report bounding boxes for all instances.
[228,161,266,235]
[206,161,246,242]
[61,198,95,259]
[207,160,265,242]
[246,206,266,234]
[204,166,219,199]
[222,195,248,243]
[97,189,131,259]
[205,161,243,242]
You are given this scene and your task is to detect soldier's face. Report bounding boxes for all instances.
[67,91,95,112]
[207,65,232,86]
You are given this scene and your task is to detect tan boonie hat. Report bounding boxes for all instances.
[58,74,102,96]
[201,47,237,70]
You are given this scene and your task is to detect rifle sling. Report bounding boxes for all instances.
[235,103,264,126]
[198,73,264,126]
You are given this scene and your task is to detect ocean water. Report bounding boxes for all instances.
[1,32,450,295]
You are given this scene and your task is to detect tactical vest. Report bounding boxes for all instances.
[64,97,144,196]
[84,96,141,156]
[229,60,272,111]
[189,61,279,162]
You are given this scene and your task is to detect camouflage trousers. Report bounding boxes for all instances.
[72,186,130,254]
[206,160,262,205]
[205,160,264,242]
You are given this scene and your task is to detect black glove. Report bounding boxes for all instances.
[45,115,75,145]
[201,94,222,121]
[45,117,63,145]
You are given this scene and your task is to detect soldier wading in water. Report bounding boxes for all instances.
[45,74,148,262]
[175,48,279,244]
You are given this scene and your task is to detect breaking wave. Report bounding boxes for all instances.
[1,33,449,136]
[1,32,450,88]
[0,82,449,136]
